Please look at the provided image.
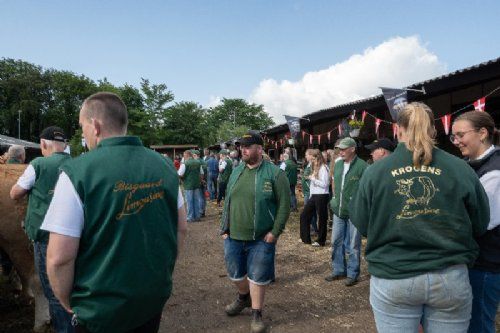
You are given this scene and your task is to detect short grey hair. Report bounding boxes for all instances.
[8,145,25,162]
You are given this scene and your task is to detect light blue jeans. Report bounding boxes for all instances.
[370,264,472,333]
[331,214,360,279]
[184,189,202,221]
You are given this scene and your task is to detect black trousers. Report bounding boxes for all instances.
[300,194,329,245]
[217,181,227,204]
[74,312,162,333]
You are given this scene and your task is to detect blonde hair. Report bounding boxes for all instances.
[309,149,325,179]
[328,150,340,179]
[397,102,436,167]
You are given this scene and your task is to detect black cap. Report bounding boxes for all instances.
[40,126,67,142]
[365,138,395,152]
[238,130,264,146]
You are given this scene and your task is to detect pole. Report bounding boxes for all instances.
[18,110,21,139]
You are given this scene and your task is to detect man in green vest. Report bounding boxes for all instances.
[178,149,203,222]
[217,149,232,207]
[220,130,290,333]
[40,92,188,333]
[326,137,367,287]
[10,126,73,333]
[280,153,298,211]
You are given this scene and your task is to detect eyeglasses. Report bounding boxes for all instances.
[449,129,477,143]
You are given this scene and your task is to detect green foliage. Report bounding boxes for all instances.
[0,58,276,151]
[348,119,364,129]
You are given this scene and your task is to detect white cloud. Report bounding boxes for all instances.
[249,36,447,123]
[206,95,223,108]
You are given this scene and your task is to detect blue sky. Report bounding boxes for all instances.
[1,0,499,121]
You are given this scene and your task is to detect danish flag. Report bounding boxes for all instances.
[441,114,452,135]
[375,118,382,136]
[473,97,486,112]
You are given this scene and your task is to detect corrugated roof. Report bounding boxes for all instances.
[264,57,500,134]
[0,134,40,149]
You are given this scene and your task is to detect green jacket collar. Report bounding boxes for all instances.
[97,136,143,149]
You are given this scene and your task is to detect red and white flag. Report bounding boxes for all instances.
[392,123,398,139]
[441,114,452,135]
[318,134,321,144]
[302,131,305,140]
[375,118,382,135]
[327,131,331,142]
[362,111,367,123]
[473,97,486,112]
[309,134,313,145]
[351,110,356,120]
[338,123,343,136]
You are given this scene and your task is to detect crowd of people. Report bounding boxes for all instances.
[1,92,498,333]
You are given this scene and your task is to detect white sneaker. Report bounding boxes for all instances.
[311,242,320,247]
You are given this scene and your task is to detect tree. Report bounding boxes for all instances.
[160,101,207,147]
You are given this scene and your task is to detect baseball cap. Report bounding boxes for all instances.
[365,138,396,152]
[238,130,264,146]
[191,149,200,155]
[335,137,356,149]
[219,149,229,155]
[40,126,67,142]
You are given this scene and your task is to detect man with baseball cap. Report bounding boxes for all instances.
[326,137,367,286]
[217,149,232,207]
[220,130,290,333]
[10,126,73,333]
[365,138,395,163]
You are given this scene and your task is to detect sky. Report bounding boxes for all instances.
[1,0,500,124]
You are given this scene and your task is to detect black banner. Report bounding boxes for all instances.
[381,87,408,121]
[284,115,301,138]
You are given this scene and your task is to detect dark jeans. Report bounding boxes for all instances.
[468,268,500,333]
[74,312,162,333]
[303,196,318,233]
[300,194,329,245]
[34,242,74,333]
[0,248,13,276]
[207,173,218,200]
[217,181,227,204]
[290,184,297,210]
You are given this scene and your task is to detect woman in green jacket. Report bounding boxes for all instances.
[350,102,490,333]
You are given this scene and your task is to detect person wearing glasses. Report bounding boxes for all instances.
[451,110,500,333]
[350,102,490,332]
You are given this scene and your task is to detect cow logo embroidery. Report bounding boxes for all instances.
[394,176,440,219]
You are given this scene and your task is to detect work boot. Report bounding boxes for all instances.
[250,310,267,333]
[225,296,251,316]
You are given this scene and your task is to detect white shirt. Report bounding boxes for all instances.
[40,172,185,238]
[16,164,36,190]
[475,145,500,230]
[309,165,330,196]
[219,159,227,173]
[280,161,286,171]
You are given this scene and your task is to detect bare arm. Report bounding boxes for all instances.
[46,233,80,312]
[177,204,188,254]
[10,184,29,200]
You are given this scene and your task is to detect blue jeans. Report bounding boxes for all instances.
[303,196,317,232]
[184,189,202,221]
[34,242,74,333]
[370,264,472,333]
[468,268,500,333]
[207,173,218,200]
[331,214,360,279]
[290,185,297,210]
[199,185,206,215]
[223,237,275,285]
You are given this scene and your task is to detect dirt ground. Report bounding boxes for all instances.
[159,200,376,333]
[2,200,499,333]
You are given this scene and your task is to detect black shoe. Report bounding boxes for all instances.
[344,277,358,287]
[250,311,267,333]
[225,297,251,316]
[324,274,346,282]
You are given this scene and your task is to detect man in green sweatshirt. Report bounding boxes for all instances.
[220,130,290,333]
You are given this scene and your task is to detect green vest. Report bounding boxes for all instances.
[220,160,282,239]
[330,156,368,219]
[301,164,312,198]
[25,152,71,242]
[183,158,202,190]
[61,136,179,333]
[284,159,298,185]
[220,157,233,183]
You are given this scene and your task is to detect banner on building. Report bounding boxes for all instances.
[381,87,408,121]
[284,115,301,138]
